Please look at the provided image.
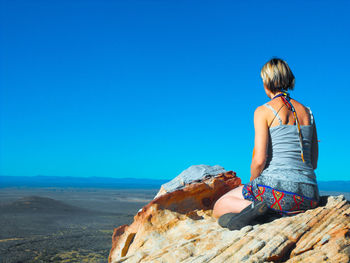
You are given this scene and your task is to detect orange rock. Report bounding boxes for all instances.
[109,171,240,262]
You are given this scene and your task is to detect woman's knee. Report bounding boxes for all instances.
[213,186,243,210]
[212,195,231,218]
[234,185,245,198]
[222,185,245,200]
[213,194,251,218]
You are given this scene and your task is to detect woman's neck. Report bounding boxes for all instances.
[270,91,283,100]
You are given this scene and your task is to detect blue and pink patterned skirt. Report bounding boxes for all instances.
[242,178,319,216]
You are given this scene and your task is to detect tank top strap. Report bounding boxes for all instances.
[306,106,314,125]
[264,103,282,125]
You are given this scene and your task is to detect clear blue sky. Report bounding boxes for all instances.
[1,0,349,182]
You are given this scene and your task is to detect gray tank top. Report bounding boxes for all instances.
[260,103,317,185]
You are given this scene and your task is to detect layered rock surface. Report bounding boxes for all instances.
[109,166,350,263]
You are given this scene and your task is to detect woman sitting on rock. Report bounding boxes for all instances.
[212,57,320,230]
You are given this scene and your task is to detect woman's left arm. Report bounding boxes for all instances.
[250,106,269,181]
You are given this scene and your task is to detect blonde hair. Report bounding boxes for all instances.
[260,58,295,92]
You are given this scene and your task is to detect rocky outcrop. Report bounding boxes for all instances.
[109,165,350,263]
[155,164,227,199]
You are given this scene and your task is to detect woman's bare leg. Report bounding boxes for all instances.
[212,185,252,219]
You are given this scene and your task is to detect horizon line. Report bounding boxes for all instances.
[0,175,349,183]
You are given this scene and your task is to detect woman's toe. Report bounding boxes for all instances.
[218,213,237,228]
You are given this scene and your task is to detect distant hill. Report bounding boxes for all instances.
[0,196,90,214]
[0,176,349,192]
[0,175,169,189]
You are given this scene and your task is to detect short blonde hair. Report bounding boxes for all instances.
[260,58,295,92]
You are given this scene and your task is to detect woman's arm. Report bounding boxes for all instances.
[250,106,269,181]
[311,121,319,170]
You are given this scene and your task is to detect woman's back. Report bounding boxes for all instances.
[262,98,317,185]
[249,95,320,213]
[265,98,312,127]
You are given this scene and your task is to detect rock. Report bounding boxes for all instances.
[108,168,350,263]
[154,165,227,199]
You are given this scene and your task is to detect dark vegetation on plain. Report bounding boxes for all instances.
[0,188,158,263]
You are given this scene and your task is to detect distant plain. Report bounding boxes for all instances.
[0,188,158,263]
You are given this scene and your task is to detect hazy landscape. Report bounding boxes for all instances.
[0,177,349,263]
[0,187,159,263]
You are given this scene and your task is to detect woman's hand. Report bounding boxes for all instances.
[249,172,260,182]
[250,106,269,181]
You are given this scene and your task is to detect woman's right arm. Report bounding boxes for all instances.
[311,121,318,170]
[250,106,269,181]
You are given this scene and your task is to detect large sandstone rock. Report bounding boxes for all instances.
[154,164,227,199]
[109,166,350,263]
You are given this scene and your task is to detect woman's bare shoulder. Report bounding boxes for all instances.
[253,104,271,125]
[287,98,314,125]
[254,104,270,115]
[289,98,310,112]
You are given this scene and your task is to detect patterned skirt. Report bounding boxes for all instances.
[242,176,320,216]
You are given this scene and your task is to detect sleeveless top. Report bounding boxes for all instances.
[259,103,317,186]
